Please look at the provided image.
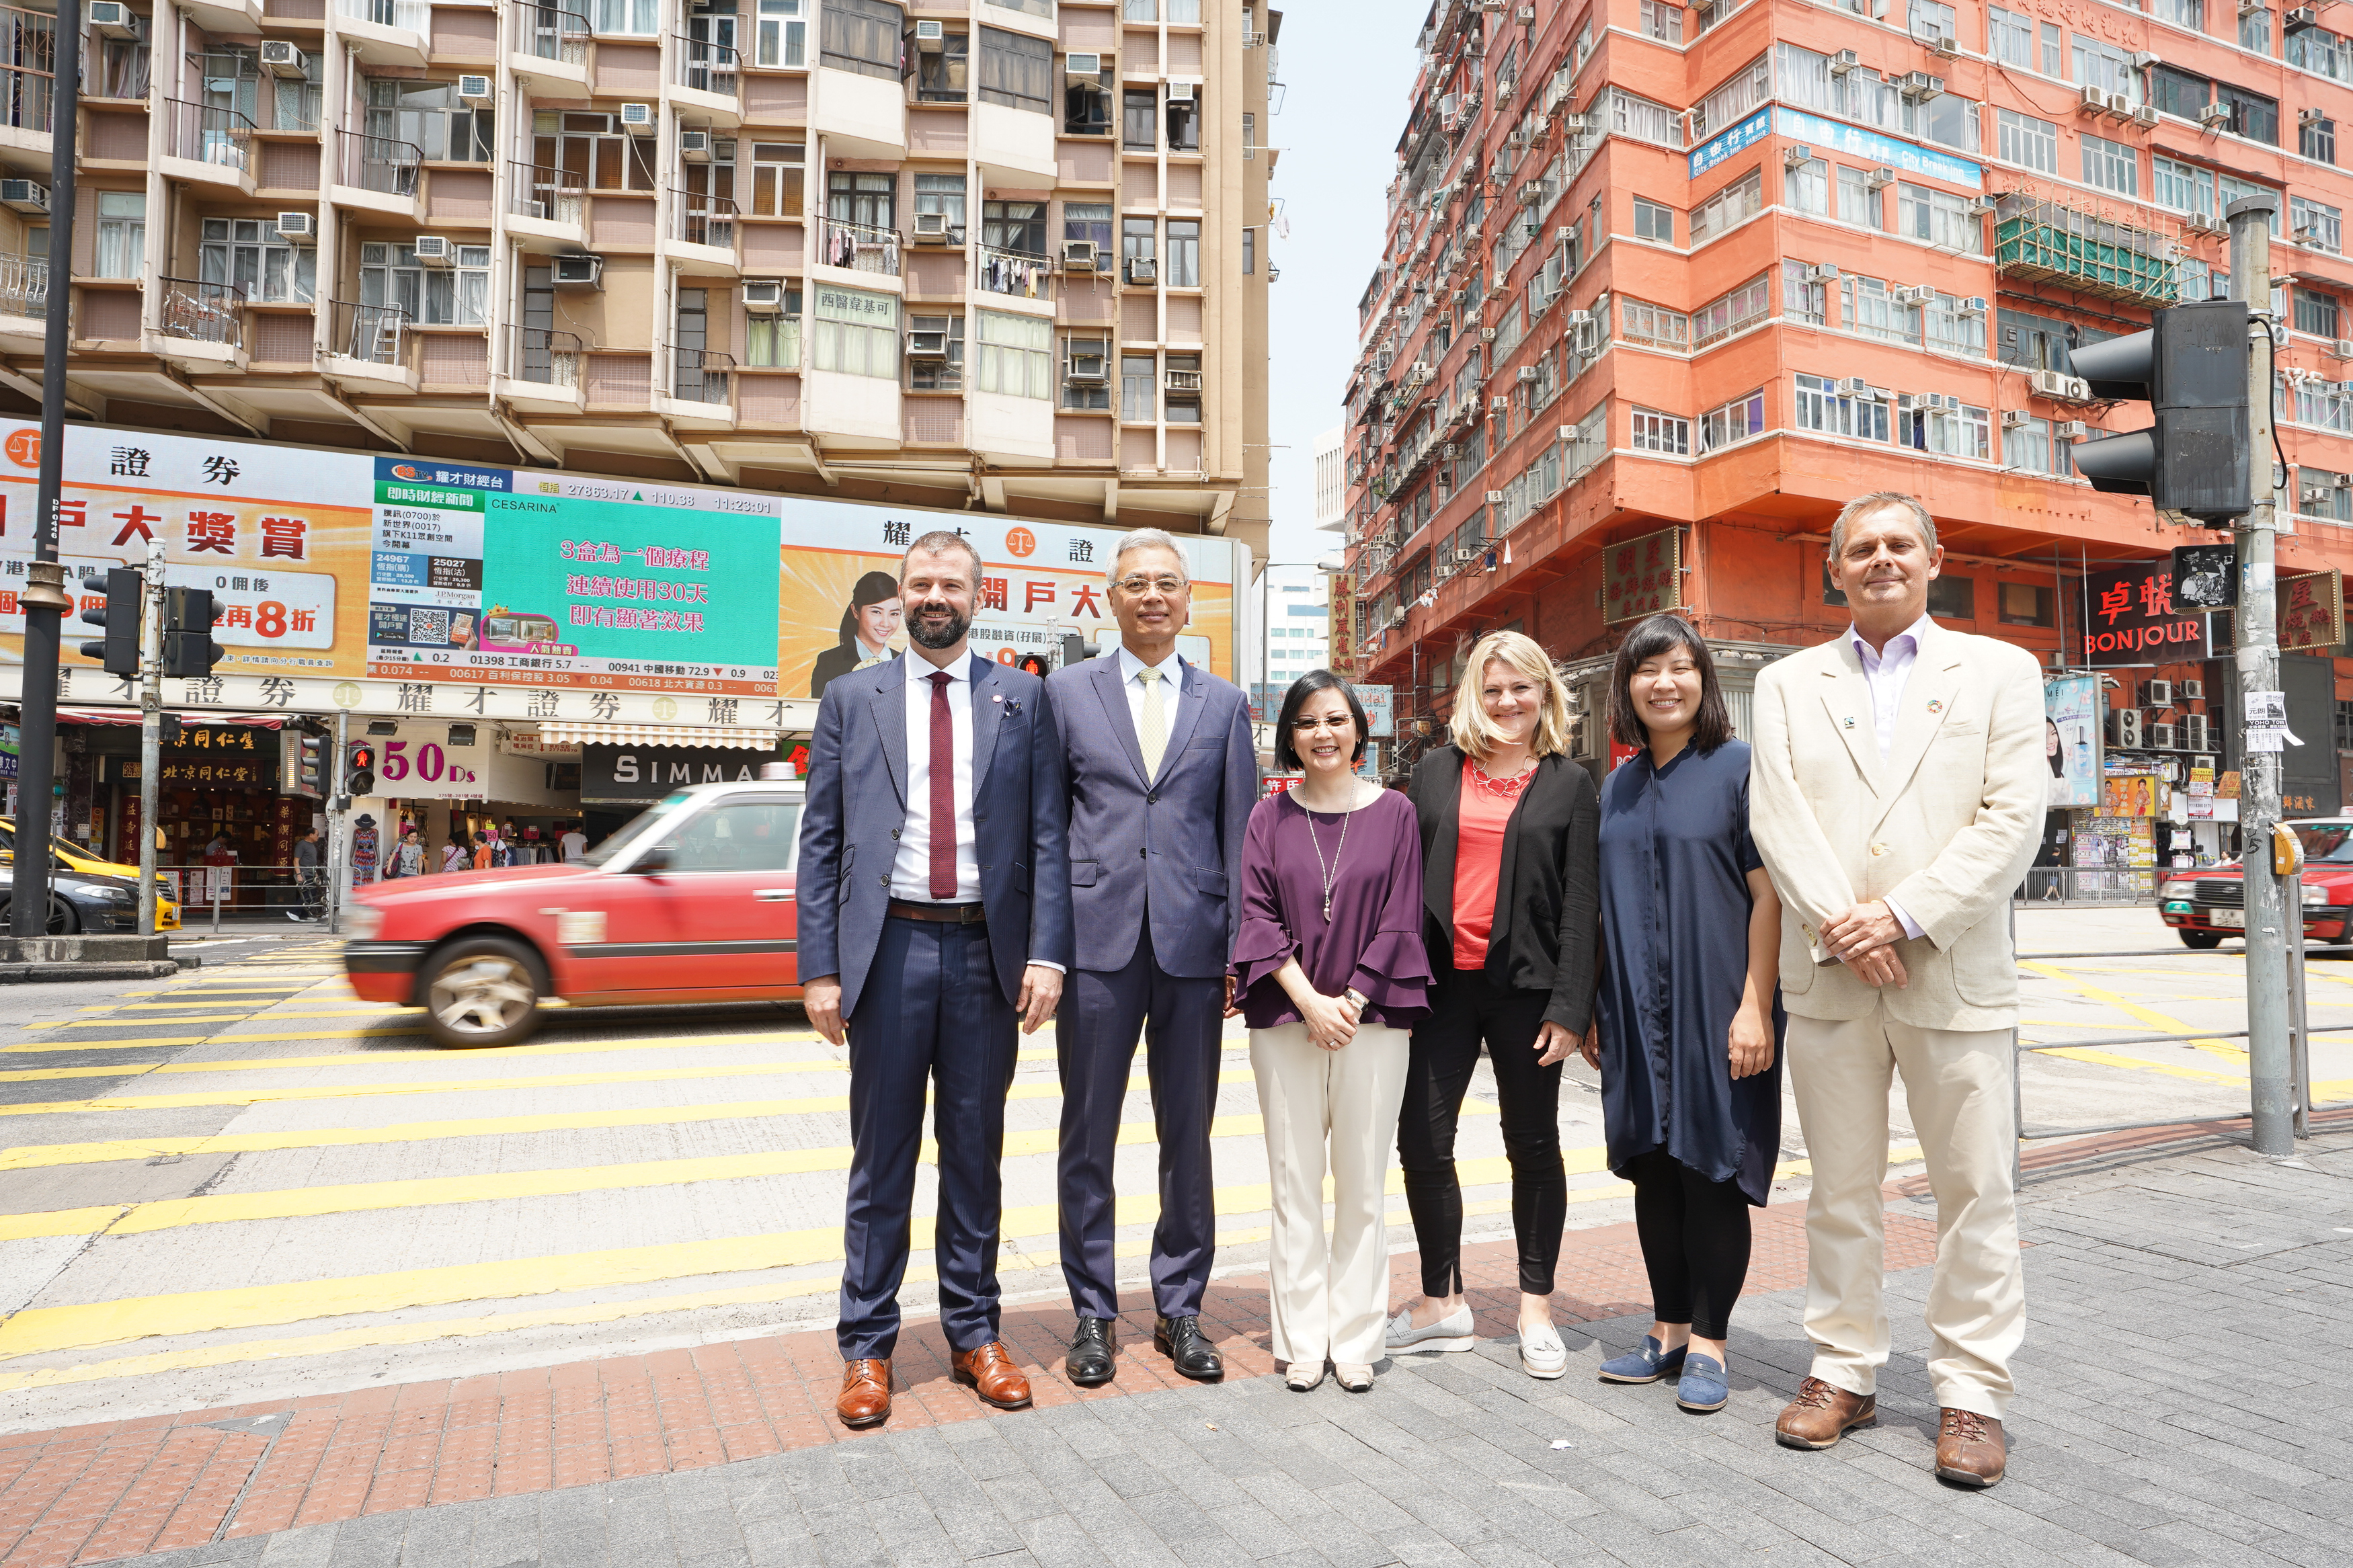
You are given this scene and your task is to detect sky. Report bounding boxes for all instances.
[1259,0,1429,572]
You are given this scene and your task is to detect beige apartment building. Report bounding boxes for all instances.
[0,0,1273,544]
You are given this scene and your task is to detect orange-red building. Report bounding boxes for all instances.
[1340,0,2353,876]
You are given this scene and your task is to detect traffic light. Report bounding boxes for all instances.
[161,587,229,678]
[2068,299,2251,521]
[290,734,325,798]
[346,740,376,796]
[75,567,141,678]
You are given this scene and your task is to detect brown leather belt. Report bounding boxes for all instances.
[887,899,988,924]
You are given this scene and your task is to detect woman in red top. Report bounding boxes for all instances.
[1388,630,1600,1379]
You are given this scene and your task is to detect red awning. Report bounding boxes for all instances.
[54,708,286,728]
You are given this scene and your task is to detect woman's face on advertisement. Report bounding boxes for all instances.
[859,597,904,645]
[2047,719,2061,757]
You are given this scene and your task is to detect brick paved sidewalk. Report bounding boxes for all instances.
[6,1112,2350,1568]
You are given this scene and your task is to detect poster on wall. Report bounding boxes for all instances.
[2043,674,2102,809]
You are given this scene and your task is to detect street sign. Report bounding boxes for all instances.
[1603,527,1683,624]
[2279,569,2344,655]
[2079,561,2208,665]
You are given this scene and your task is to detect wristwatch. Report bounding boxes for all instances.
[1342,987,1369,1014]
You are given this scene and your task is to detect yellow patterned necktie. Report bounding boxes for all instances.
[1138,667,1167,781]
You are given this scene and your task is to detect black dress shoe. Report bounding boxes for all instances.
[1066,1317,1117,1387]
[1154,1314,1224,1380]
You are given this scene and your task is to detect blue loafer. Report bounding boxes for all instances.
[1676,1354,1728,1412]
[1597,1335,1687,1385]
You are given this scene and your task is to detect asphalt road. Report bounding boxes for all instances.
[0,907,2340,1436]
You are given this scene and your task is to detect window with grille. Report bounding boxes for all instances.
[1692,273,1770,347]
[1618,298,1687,348]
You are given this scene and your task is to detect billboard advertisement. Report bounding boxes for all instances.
[0,421,1247,722]
[2044,673,2102,809]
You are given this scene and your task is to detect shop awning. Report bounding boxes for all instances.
[56,708,286,727]
[530,723,780,749]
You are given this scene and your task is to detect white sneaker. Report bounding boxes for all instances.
[1518,1321,1568,1380]
[1384,1303,1476,1354]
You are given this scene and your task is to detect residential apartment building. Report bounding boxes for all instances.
[1262,559,1325,684]
[0,0,1274,544]
[1343,0,2353,851]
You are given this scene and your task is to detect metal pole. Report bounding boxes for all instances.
[2227,192,2295,1157]
[8,0,81,942]
[211,870,222,936]
[326,709,348,935]
[135,541,162,936]
[2288,865,2311,1141]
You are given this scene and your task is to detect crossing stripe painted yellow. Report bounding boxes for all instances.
[2020,961,2248,1063]
[0,1053,853,1086]
[2026,1047,2247,1085]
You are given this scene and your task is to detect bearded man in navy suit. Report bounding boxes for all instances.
[1046,527,1259,1387]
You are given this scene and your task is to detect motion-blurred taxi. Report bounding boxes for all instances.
[2157,817,2353,948]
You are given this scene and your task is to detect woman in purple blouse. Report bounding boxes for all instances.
[1231,671,1432,1393]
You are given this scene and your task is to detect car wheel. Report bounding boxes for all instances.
[2179,928,2225,950]
[46,896,77,935]
[421,936,546,1048]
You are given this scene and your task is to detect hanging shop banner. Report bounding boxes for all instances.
[2279,569,2345,655]
[1602,527,1683,624]
[2078,561,2208,665]
[2043,673,2103,809]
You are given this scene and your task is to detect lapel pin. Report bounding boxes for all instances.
[992,694,1004,703]
[1927,699,1944,713]
[1843,716,1856,729]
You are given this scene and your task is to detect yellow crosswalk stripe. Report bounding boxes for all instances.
[2,1038,212,1053]
[2020,961,2248,1063]
[0,1054,852,1086]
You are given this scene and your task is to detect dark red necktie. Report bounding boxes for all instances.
[928,670,955,899]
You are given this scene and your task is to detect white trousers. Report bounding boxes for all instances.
[1249,1020,1411,1366]
[1786,1007,2025,1419]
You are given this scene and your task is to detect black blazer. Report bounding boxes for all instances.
[1410,745,1600,1031]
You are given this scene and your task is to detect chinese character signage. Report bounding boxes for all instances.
[2278,569,2344,655]
[1602,527,1683,625]
[2079,561,2208,665]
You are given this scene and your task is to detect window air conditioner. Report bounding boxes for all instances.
[680,130,712,161]
[915,18,945,44]
[1866,166,1896,188]
[1066,50,1101,75]
[260,40,308,78]
[2029,367,2089,401]
[742,280,785,314]
[1484,490,1505,504]
[1804,263,1841,282]
[458,74,492,99]
[1829,48,1860,75]
[2335,337,2353,357]
[1066,352,1107,384]
[274,210,314,238]
[1166,81,1195,103]
[553,253,604,290]
[2145,679,2175,707]
[0,179,46,214]
[2183,714,2212,750]
[2287,5,2319,32]
[1517,366,1539,383]
[1958,296,1988,313]
[1519,181,1542,206]
[1929,34,1960,58]
[2080,85,2109,114]
[619,102,655,132]
[2001,409,2032,429]
[2105,92,2132,118]
[1490,396,1510,414]
[87,1,141,40]
[1563,308,1591,326]
[2133,104,2160,129]
[1164,369,1203,393]
[2297,219,2325,243]
[1899,71,1943,101]
[1782,143,1814,169]
[2151,722,2178,749]
[1837,376,1876,396]
[1893,284,1936,305]
[2200,101,2232,127]
[2055,420,2089,438]
[1479,325,1498,341]
[1515,5,1536,21]
[2111,708,2143,748]
[906,329,949,359]
[413,235,454,265]
[912,211,949,242]
[1125,256,1158,284]
[2181,679,2206,700]
[1453,548,1481,566]
[1556,114,1587,134]
[1062,239,1099,272]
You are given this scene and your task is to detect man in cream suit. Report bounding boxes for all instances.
[1749,491,2044,1489]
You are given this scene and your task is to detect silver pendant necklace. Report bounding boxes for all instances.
[1303,781,1358,923]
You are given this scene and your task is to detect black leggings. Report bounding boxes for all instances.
[1628,1150,1752,1341]
[1396,966,1566,1297]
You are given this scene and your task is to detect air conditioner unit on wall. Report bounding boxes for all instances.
[916,18,945,44]
[260,40,307,78]
[2111,708,2143,748]
[2182,679,2206,700]
[0,179,46,214]
[742,280,785,314]
[912,212,949,242]
[553,253,603,290]
[619,102,655,132]
[1166,81,1195,103]
[679,130,712,161]
[2030,367,2090,401]
[2151,721,2178,749]
[906,329,949,359]
[2183,713,2211,750]
[1783,144,1814,169]
[274,210,314,238]
[413,235,454,265]
[87,1,140,40]
[2145,679,2176,707]
[1062,239,1098,272]
[1066,50,1101,76]
[457,74,491,100]
[1066,351,1108,384]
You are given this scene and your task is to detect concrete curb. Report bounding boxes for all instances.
[0,960,180,983]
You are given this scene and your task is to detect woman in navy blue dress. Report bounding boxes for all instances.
[1582,614,1784,1415]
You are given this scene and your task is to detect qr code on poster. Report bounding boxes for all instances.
[410,608,450,645]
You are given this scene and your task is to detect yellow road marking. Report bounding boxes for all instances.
[2,1038,212,1053]
[2028,1047,2247,1085]
[0,1054,852,1086]
[2020,961,2248,1063]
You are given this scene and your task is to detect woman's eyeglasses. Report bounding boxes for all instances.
[1289,715,1356,733]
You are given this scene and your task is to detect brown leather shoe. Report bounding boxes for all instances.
[1774,1376,1878,1450]
[951,1341,1033,1410]
[1936,1407,2007,1487]
[837,1358,891,1429]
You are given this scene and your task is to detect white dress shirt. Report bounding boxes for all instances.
[1115,643,1187,768]
[1845,615,1934,941]
[892,651,980,903]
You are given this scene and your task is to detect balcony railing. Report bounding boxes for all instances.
[516,1,590,64]
[509,323,582,387]
[674,32,740,99]
[165,99,257,173]
[0,255,45,321]
[158,279,245,347]
[0,5,54,133]
[330,299,407,366]
[672,188,738,250]
[340,129,423,196]
[817,216,902,276]
[510,159,587,225]
[672,346,734,405]
[978,243,1051,297]
[338,0,428,30]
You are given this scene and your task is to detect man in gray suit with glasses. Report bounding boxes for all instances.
[1048,527,1259,1387]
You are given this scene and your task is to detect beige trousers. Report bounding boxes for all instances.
[1786,1007,2024,1419]
[1249,1020,1411,1367]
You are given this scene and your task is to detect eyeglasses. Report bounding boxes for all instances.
[1113,575,1188,595]
[1289,715,1356,733]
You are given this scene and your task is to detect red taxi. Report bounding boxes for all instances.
[2157,817,2353,950]
[342,780,802,1046]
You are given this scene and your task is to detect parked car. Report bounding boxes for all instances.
[2157,818,2353,948]
[343,779,803,1046]
[0,863,151,934]
[0,817,180,930]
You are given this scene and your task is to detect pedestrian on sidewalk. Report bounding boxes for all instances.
[1046,528,1258,1392]
[1584,614,1783,1415]
[1231,673,1430,1395]
[442,835,471,874]
[796,530,1071,1432]
[1749,491,2044,1488]
[291,827,323,921]
[1386,630,1597,1380]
